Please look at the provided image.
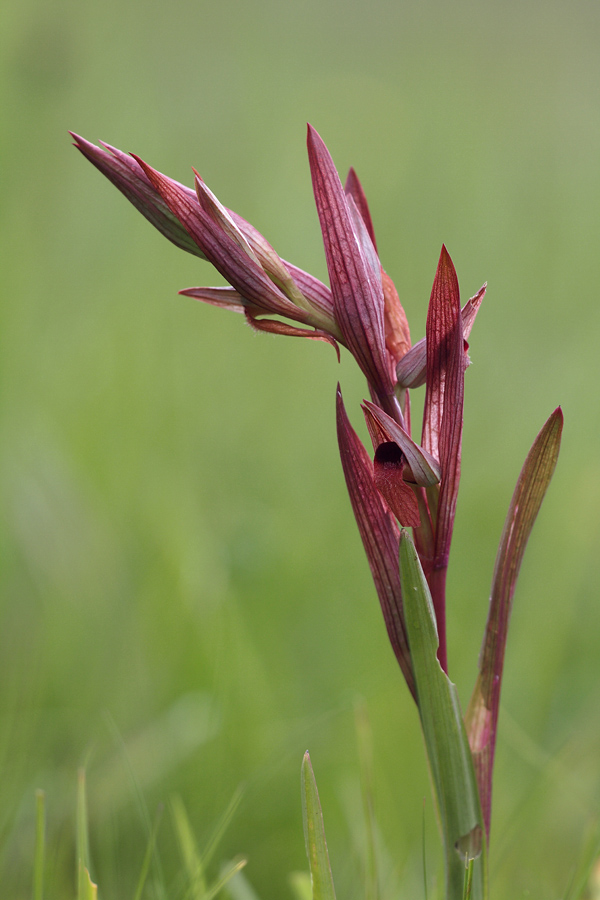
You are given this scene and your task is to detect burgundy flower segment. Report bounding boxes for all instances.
[74,125,563,847]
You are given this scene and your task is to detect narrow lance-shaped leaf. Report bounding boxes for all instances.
[399,532,487,900]
[302,753,337,900]
[308,126,393,405]
[336,387,415,699]
[465,407,563,839]
[421,246,466,672]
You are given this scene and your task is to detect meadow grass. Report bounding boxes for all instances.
[2,0,600,896]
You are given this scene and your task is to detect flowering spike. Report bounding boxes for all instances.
[336,386,415,699]
[73,135,344,346]
[465,407,563,838]
[308,126,393,405]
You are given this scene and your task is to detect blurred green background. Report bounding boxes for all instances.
[1,0,600,897]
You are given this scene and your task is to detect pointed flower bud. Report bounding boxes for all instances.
[71,133,206,259]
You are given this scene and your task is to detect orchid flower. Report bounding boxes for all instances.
[74,125,562,896]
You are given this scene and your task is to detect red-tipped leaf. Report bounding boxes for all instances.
[465,407,563,838]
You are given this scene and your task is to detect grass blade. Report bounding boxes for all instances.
[354,699,378,900]
[203,859,247,900]
[562,820,600,900]
[77,768,92,900]
[301,752,337,900]
[133,804,164,900]
[462,857,474,900]
[465,408,563,837]
[224,865,262,900]
[171,794,206,899]
[33,789,45,900]
[201,785,244,872]
[81,868,98,900]
[399,531,487,900]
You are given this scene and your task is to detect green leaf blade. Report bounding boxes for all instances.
[399,532,487,900]
[301,752,337,900]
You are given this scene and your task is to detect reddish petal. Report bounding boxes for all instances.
[344,166,378,251]
[336,387,415,699]
[283,263,335,319]
[179,286,247,313]
[343,168,411,366]
[465,408,563,837]
[245,312,340,359]
[195,187,339,334]
[381,270,412,369]
[308,126,392,402]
